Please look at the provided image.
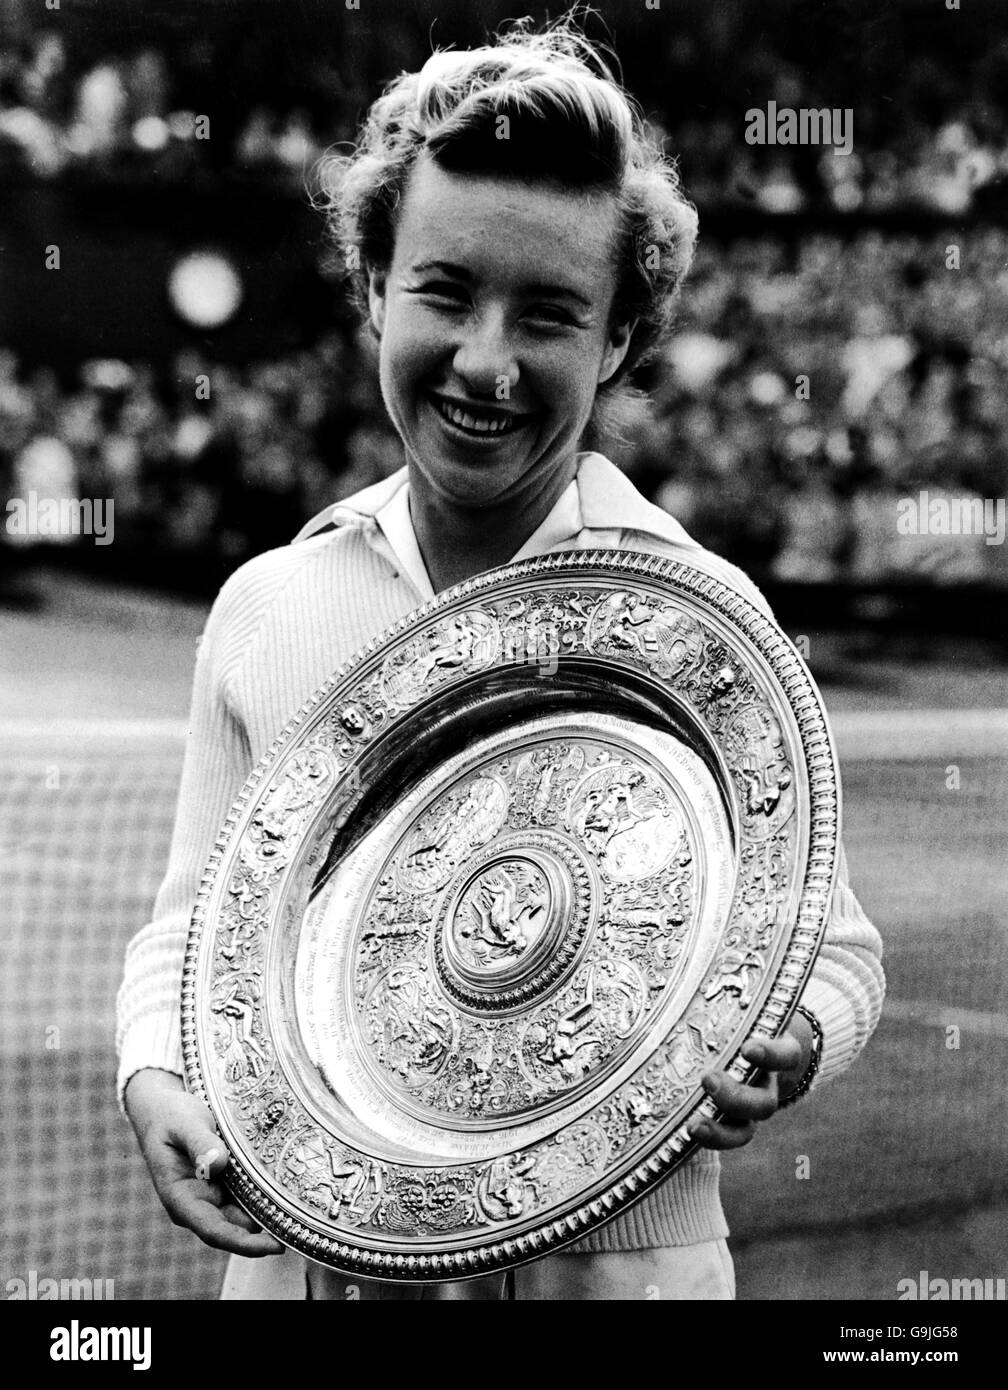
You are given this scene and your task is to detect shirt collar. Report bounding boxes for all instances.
[373,475,436,601]
[299,451,696,593]
[509,475,582,563]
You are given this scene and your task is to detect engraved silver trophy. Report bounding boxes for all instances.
[182,551,840,1279]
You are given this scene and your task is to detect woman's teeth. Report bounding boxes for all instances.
[436,398,516,434]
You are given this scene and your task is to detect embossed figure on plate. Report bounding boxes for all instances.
[283,1132,384,1225]
[724,704,796,841]
[703,943,765,1010]
[520,959,647,1087]
[398,774,509,893]
[380,609,501,708]
[476,1154,541,1222]
[211,971,269,1083]
[567,762,683,881]
[512,744,585,827]
[453,860,551,971]
[364,964,456,1087]
[587,592,705,679]
[531,1120,609,1201]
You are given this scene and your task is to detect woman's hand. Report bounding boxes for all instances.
[124,1068,284,1257]
[688,1014,814,1150]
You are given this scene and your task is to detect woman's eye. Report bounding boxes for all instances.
[526,305,574,327]
[421,282,467,302]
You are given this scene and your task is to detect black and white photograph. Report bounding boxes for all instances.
[1,0,1004,1341]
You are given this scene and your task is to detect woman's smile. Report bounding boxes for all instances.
[425,389,539,447]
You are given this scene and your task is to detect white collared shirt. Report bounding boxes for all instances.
[302,450,770,616]
[372,471,592,602]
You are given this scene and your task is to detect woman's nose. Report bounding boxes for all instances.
[451,311,520,398]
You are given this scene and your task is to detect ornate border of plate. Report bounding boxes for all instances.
[181,549,841,1281]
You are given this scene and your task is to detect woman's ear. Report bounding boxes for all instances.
[597,317,638,385]
[367,269,388,337]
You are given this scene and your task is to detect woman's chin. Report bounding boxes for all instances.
[431,472,514,510]
[409,441,524,509]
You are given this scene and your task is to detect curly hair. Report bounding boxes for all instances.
[312,13,699,445]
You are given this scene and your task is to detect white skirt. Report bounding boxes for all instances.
[220,1240,735,1300]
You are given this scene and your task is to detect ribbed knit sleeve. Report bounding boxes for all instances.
[114,550,293,1108]
[801,842,886,1088]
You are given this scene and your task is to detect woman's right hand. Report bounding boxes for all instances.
[124,1067,284,1257]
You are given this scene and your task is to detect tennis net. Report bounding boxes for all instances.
[1,723,226,1300]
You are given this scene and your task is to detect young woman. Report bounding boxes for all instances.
[118,17,884,1301]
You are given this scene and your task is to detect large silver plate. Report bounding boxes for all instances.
[182,550,840,1280]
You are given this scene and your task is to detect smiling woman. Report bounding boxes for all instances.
[370,164,637,584]
[116,10,884,1305]
[320,28,697,426]
[312,19,698,588]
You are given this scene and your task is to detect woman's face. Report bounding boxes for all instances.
[368,152,635,510]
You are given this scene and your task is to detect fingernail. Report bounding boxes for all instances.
[195,1147,222,1180]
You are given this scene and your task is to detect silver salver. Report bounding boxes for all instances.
[181,549,840,1280]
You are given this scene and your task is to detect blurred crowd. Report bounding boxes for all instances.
[4,227,1006,588]
[0,33,326,182]
[0,333,397,573]
[656,30,1008,216]
[2,4,1006,592]
[633,229,1008,587]
[1,11,1006,214]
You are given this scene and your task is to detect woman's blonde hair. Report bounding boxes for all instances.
[313,12,698,445]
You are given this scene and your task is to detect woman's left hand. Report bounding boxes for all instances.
[688,1013,814,1150]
